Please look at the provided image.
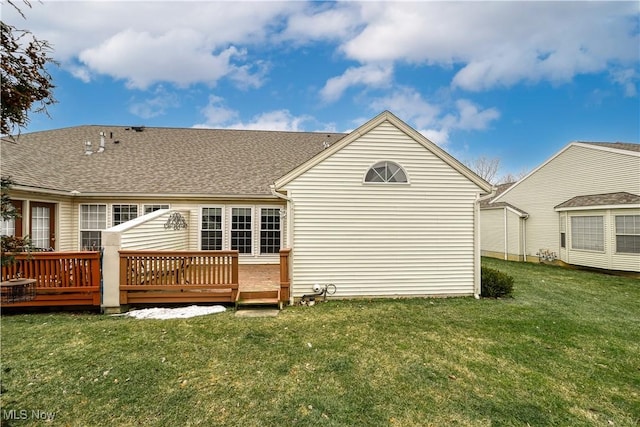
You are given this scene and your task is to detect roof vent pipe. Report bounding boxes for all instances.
[84,140,93,155]
[97,132,106,153]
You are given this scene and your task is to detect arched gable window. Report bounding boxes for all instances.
[364,161,408,183]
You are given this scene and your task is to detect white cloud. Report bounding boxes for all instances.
[79,29,245,90]
[321,64,393,102]
[339,2,639,92]
[129,86,180,119]
[195,96,313,132]
[370,90,500,146]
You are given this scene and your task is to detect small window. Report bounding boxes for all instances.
[616,215,640,254]
[143,204,169,214]
[112,204,138,226]
[201,207,223,250]
[365,161,407,183]
[560,232,566,248]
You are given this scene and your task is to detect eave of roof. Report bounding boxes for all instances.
[554,192,640,211]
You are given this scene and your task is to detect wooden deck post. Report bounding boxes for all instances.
[279,249,291,305]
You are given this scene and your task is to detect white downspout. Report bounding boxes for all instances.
[503,208,508,260]
[522,215,529,262]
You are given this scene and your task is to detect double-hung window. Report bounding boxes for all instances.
[571,216,604,252]
[231,207,252,254]
[112,204,138,226]
[260,208,281,254]
[201,207,223,250]
[80,204,107,250]
[615,215,640,254]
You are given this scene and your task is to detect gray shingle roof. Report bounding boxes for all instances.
[579,142,640,152]
[555,192,640,209]
[1,126,346,196]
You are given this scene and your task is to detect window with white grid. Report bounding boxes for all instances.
[231,207,252,254]
[80,204,106,250]
[364,161,408,183]
[31,206,50,249]
[571,216,604,252]
[143,204,169,214]
[615,215,640,254]
[260,208,281,254]
[112,204,138,226]
[201,207,223,250]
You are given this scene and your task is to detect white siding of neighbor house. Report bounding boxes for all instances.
[480,208,524,261]
[282,121,484,298]
[563,208,640,272]
[481,209,505,256]
[496,144,640,262]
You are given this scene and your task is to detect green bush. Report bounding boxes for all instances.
[481,266,514,298]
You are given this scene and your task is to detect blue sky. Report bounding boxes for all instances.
[6,1,639,180]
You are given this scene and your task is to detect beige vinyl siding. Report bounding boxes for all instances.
[481,209,506,257]
[498,145,640,258]
[283,121,482,298]
[119,210,189,250]
[507,209,523,260]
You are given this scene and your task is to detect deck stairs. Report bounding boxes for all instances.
[235,288,283,310]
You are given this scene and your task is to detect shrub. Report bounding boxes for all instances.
[481,266,514,298]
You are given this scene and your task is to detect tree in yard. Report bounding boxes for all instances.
[466,156,501,184]
[1,0,57,136]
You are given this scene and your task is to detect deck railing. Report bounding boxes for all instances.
[1,252,102,307]
[279,248,291,303]
[119,250,239,304]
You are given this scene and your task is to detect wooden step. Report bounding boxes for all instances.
[236,289,282,310]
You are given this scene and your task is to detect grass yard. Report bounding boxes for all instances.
[1,258,639,426]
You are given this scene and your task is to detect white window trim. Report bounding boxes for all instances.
[258,206,283,255]
[230,206,254,256]
[199,205,225,251]
[363,160,410,185]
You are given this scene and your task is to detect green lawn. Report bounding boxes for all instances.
[1,258,639,426]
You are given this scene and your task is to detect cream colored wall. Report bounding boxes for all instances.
[283,121,483,298]
[498,145,640,259]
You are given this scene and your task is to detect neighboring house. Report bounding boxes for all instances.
[2,111,492,299]
[481,142,640,272]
